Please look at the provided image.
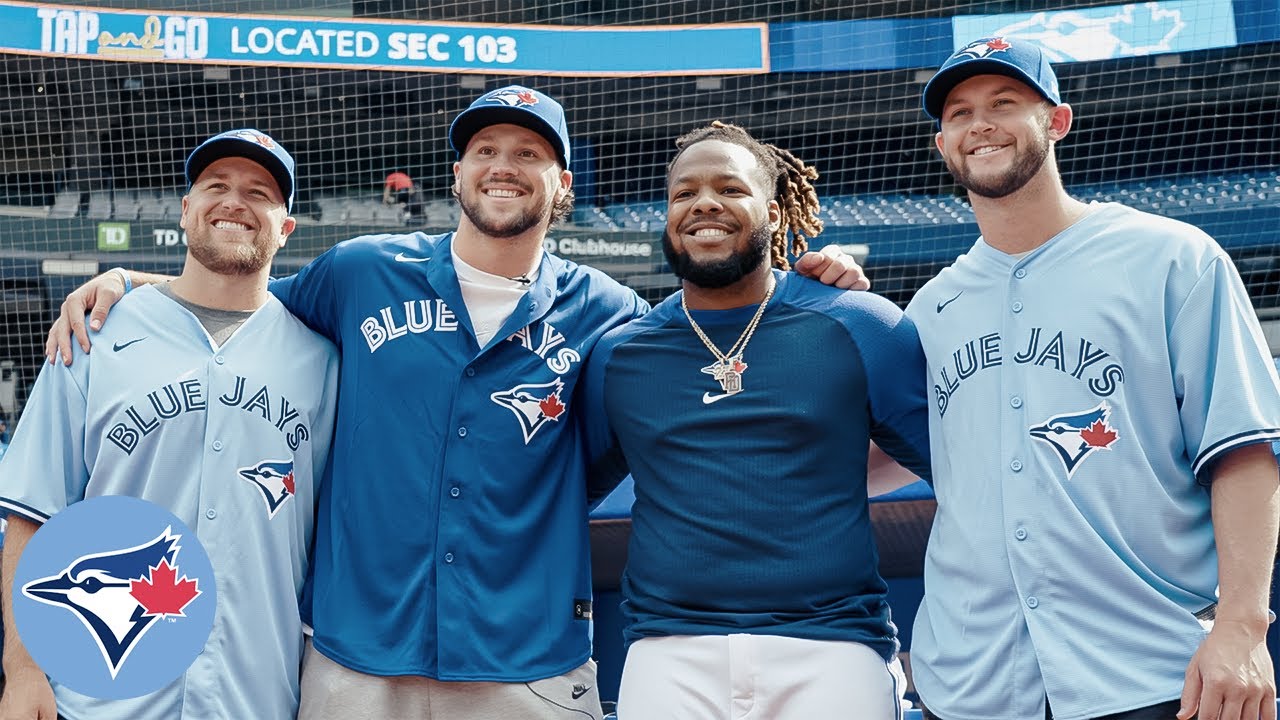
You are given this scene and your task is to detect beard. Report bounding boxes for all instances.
[662,221,771,289]
[945,120,1052,199]
[186,226,277,275]
[456,183,548,239]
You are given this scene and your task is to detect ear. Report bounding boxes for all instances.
[279,216,296,247]
[178,195,190,230]
[767,198,781,231]
[934,131,946,157]
[1046,103,1073,142]
[452,161,461,184]
[556,169,574,203]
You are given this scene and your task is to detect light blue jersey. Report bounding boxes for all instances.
[905,203,1280,720]
[0,286,339,720]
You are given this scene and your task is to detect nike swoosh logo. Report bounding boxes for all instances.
[394,253,430,263]
[702,392,738,405]
[936,291,963,314]
[113,337,147,352]
[571,684,592,700]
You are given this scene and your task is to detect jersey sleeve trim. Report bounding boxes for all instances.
[0,497,50,524]
[1192,429,1280,478]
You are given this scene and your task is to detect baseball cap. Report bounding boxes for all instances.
[185,129,296,211]
[923,37,1060,121]
[449,86,571,168]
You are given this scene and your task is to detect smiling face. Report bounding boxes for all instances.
[180,156,294,276]
[661,140,780,289]
[935,73,1061,199]
[453,123,571,240]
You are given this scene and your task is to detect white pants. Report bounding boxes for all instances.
[617,634,907,720]
[297,638,602,720]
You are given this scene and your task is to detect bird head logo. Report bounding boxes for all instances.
[488,88,539,108]
[957,37,1013,60]
[238,459,296,518]
[21,528,201,678]
[490,378,567,444]
[1028,402,1120,478]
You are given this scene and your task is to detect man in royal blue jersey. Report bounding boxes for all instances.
[582,121,932,719]
[44,91,868,719]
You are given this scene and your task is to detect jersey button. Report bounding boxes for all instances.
[457,427,468,438]
[1026,596,1039,609]
[1010,396,1023,409]
[1012,301,1024,313]
[465,368,476,377]
[1010,459,1023,472]
[212,440,223,451]
[1014,268,1027,279]
[444,552,454,563]
[1014,527,1028,540]
[450,487,460,498]
[215,355,225,365]
[206,509,217,520]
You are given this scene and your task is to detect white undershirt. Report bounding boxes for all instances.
[452,248,539,348]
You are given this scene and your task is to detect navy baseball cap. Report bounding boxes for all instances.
[449,86,571,168]
[185,129,296,211]
[923,37,1061,121]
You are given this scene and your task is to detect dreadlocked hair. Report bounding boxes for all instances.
[667,120,824,270]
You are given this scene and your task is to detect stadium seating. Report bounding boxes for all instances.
[19,169,1279,231]
[591,169,1280,230]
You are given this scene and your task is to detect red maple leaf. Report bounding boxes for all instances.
[732,359,748,374]
[130,559,201,618]
[539,392,565,420]
[987,37,1011,51]
[1081,419,1118,448]
[517,90,538,105]
[282,470,296,495]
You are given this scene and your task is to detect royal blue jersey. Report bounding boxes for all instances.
[582,270,931,658]
[270,232,647,681]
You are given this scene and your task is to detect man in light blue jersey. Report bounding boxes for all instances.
[42,88,867,719]
[0,129,339,720]
[907,37,1280,720]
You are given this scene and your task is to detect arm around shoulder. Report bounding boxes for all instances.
[46,268,175,366]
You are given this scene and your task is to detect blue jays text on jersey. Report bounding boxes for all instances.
[361,296,583,375]
[0,286,339,720]
[270,231,647,682]
[904,203,1280,720]
[106,375,312,455]
[932,327,1123,417]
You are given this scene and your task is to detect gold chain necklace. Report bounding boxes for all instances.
[680,277,776,396]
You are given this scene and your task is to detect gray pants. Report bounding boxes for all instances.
[297,638,603,720]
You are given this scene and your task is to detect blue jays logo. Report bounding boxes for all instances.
[23,528,199,678]
[231,129,275,148]
[491,378,567,444]
[487,87,539,108]
[1029,402,1120,478]
[239,459,296,518]
[957,36,1013,60]
[13,496,216,700]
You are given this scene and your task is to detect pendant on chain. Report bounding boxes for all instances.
[701,355,748,394]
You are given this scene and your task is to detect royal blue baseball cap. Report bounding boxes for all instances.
[923,37,1061,121]
[449,86,571,168]
[185,129,296,211]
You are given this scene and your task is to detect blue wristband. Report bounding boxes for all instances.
[110,267,132,294]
